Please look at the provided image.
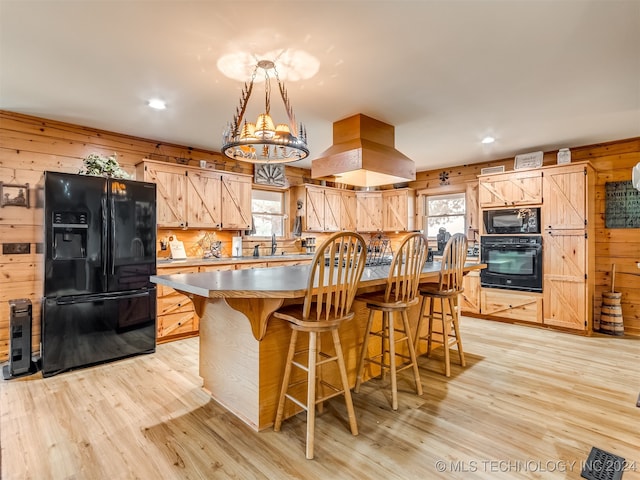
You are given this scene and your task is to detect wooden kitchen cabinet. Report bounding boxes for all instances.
[459,270,480,314]
[156,265,199,342]
[382,188,415,231]
[478,169,543,207]
[340,190,357,231]
[323,188,342,231]
[543,229,588,330]
[186,169,222,228]
[291,185,356,233]
[481,288,543,323]
[542,162,595,331]
[302,185,325,232]
[220,172,253,230]
[356,191,383,232]
[137,160,252,230]
[466,180,480,241]
[542,163,588,230]
[137,161,188,228]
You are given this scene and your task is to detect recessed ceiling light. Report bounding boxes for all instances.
[148,99,166,110]
[481,136,495,144]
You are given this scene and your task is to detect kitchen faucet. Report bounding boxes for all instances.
[271,233,277,256]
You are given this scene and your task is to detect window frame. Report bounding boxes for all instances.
[246,186,289,239]
[417,187,468,240]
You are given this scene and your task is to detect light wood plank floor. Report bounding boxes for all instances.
[1,317,639,480]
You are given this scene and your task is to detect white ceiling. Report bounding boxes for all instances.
[1,1,639,173]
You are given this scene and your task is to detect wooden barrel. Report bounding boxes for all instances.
[600,292,624,336]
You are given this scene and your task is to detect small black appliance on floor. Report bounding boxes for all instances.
[2,298,38,380]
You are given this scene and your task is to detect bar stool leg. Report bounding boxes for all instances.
[355,309,375,393]
[415,296,427,355]
[387,311,398,411]
[402,309,423,396]
[306,331,318,460]
[449,295,466,367]
[442,299,452,377]
[274,329,298,432]
[332,329,358,436]
[426,297,436,357]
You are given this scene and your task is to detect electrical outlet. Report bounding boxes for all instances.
[637,262,640,269]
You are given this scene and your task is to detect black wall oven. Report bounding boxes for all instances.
[480,235,543,292]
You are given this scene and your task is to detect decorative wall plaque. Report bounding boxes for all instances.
[514,151,543,170]
[605,180,640,228]
[254,164,286,186]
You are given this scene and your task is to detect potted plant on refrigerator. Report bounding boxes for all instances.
[79,152,130,178]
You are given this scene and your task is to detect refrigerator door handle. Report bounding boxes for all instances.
[110,196,116,275]
[102,195,108,277]
[55,290,152,305]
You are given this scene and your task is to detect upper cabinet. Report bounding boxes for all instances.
[187,169,222,229]
[356,191,383,232]
[220,173,252,230]
[138,161,188,228]
[136,160,252,230]
[465,181,480,234]
[478,170,543,207]
[291,185,356,233]
[382,188,415,232]
[542,164,588,230]
[340,190,357,231]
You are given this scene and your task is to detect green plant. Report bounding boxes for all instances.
[79,152,130,178]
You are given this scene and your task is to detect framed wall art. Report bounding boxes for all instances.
[0,182,30,208]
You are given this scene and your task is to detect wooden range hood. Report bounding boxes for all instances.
[311,114,416,187]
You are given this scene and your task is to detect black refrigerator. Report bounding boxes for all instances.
[42,171,157,377]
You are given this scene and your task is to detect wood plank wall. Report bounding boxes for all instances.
[0,109,638,361]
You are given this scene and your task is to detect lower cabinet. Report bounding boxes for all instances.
[459,271,480,314]
[157,258,314,342]
[156,266,199,342]
[480,288,543,323]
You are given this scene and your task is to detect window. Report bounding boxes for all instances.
[250,189,285,237]
[423,192,466,238]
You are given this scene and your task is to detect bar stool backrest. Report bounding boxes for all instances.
[304,231,367,321]
[437,233,468,294]
[384,232,428,304]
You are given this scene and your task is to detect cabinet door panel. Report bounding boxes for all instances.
[459,271,480,314]
[356,192,383,232]
[324,189,341,232]
[479,171,542,207]
[143,163,187,227]
[158,311,198,339]
[221,173,252,230]
[340,191,357,231]
[187,171,221,228]
[543,230,587,330]
[481,289,542,323]
[542,166,587,230]
[305,187,325,232]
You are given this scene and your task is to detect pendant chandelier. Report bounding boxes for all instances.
[221,59,309,164]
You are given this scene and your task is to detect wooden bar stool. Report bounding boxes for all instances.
[415,233,467,377]
[273,231,367,460]
[354,232,427,410]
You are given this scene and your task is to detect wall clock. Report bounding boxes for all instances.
[254,164,286,186]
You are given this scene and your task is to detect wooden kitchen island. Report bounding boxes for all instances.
[150,261,484,431]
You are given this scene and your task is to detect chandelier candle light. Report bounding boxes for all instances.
[222,60,309,164]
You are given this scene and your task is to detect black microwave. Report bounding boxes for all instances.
[483,207,541,234]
